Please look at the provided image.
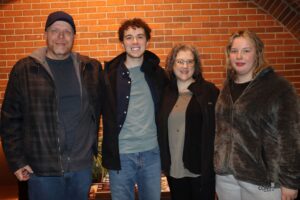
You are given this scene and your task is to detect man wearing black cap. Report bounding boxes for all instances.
[0,11,102,200]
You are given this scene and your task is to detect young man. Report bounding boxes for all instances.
[101,18,168,200]
[0,11,102,200]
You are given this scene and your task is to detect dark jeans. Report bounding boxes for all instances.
[28,167,92,200]
[167,176,215,200]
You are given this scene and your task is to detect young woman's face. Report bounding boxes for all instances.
[173,50,195,83]
[229,37,256,82]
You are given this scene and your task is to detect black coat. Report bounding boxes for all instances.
[158,77,219,185]
[101,50,168,170]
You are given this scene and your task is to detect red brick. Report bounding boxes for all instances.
[69,2,88,8]
[201,9,219,15]
[155,17,172,23]
[154,5,173,10]
[115,6,135,11]
[173,4,192,10]
[238,21,257,27]
[136,5,156,11]
[284,52,300,57]
[210,16,228,22]
[258,20,277,27]
[229,15,247,21]
[31,3,50,9]
[238,9,257,15]
[107,0,125,5]
[285,64,300,70]
[203,59,222,65]
[273,2,287,19]
[210,3,229,9]
[0,0,299,97]
[269,0,281,14]
[229,2,248,8]
[220,9,238,15]
[17,41,35,48]
[247,15,266,21]
[87,1,106,7]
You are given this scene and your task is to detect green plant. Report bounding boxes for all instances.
[92,136,108,182]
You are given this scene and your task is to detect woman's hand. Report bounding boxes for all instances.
[281,186,298,200]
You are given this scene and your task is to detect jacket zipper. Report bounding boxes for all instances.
[226,80,253,170]
[54,84,64,175]
[38,60,64,175]
[46,66,64,175]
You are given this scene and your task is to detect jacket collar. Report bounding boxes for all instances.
[28,47,89,96]
[255,66,274,80]
[168,76,206,98]
[227,66,274,86]
[105,50,160,74]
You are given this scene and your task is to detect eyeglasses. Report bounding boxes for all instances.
[175,59,195,66]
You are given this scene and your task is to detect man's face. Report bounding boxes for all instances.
[44,21,75,60]
[122,27,148,60]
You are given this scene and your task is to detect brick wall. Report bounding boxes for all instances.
[252,0,300,41]
[0,0,299,103]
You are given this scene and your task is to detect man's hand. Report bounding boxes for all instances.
[14,165,33,181]
[281,186,298,200]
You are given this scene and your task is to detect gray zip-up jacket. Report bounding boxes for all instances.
[1,47,102,176]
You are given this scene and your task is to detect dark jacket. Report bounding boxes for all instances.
[214,67,300,189]
[101,50,168,170]
[158,77,219,185]
[0,47,102,176]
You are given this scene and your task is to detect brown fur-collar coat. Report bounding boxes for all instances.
[214,67,300,189]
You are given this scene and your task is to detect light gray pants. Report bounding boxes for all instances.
[216,174,281,200]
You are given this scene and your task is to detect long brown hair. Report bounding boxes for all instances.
[225,30,268,80]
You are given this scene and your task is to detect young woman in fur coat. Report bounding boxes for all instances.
[214,30,300,200]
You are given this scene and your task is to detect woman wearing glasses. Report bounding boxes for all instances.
[158,44,219,200]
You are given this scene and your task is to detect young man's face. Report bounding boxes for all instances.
[122,27,148,59]
[44,21,75,60]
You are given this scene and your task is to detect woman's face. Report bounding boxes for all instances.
[173,50,195,83]
[229,37,256,83]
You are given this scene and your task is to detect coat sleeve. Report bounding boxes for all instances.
[277,82,300,189]
[0,63,27,173]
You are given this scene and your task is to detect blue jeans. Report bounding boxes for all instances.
[109,146,161,200]
[28,167,92,200]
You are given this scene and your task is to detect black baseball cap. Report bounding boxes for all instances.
[45,11,76,34]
